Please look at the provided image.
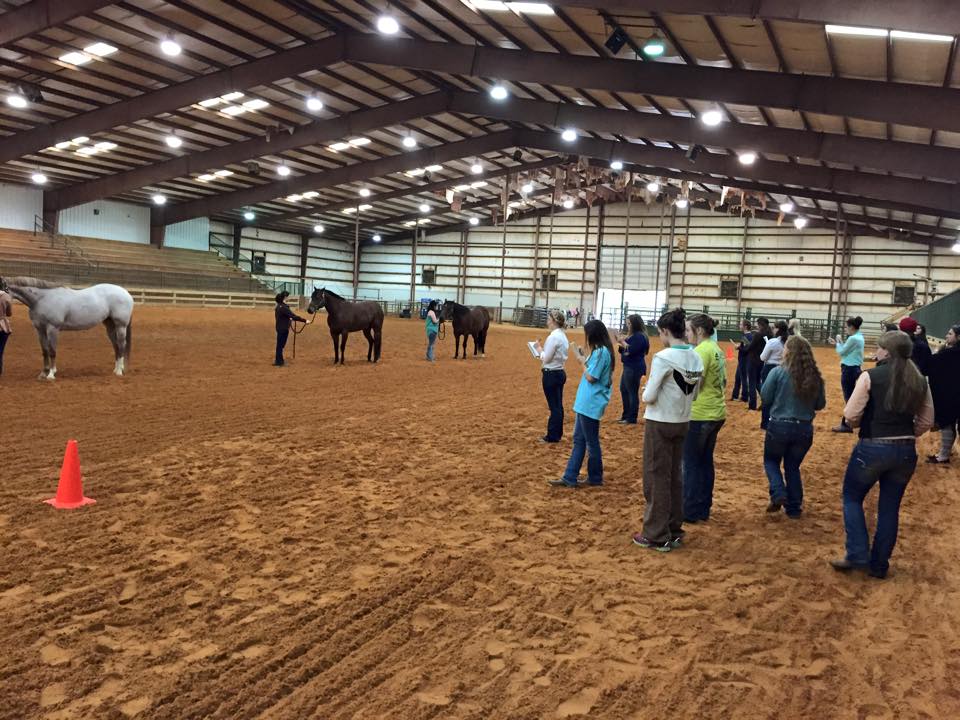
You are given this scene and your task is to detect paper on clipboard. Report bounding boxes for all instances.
[527,341,541,358]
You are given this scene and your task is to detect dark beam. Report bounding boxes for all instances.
[157,130,519,225]
[0,34,346,165]
[0,0,116,46]
[450,92,960,182]
[546,1,960,37]
[347,33,960,132]
[515,130,960,219]
[45,92,452,211]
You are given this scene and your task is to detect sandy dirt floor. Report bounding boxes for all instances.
[0,307,958,720]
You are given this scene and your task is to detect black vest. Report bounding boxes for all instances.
[859,362,920,439]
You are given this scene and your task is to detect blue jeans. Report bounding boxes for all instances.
[562,413,603,485]
[763,419,814,516]
[681,419,725,521]
[839,364,862,426]
[619,365,642,423]
[746,359,763,410]
[731,358,748,401]
[0,331,8,375]
[426,331,437,361]
[274,328,288,365]
[759,363,777,428]
[842,440,917,575]
[542,369,566,441]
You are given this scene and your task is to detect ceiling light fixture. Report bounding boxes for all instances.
[6,93,27,109]
[738,151,757,165]
[701,109,724,127]
[160,38,182,56]
[328,142,351,152]
[84,42,118,57]
[31,172,48,185]
[469,217,480,225]
[561,128,578,142]
[197,174,215,182]
[402,136,417,148]
[242,99,270,110]
[358,204,372,211]
[349,137,371,146]
[470,162,483,174]
[952,241,960,254]
[303,191,319,198]
[643,35,666,57]
[372,233,383,242]
[359,187,371,197]
[287,194,303,202]
[794,217,809,229]
[675,198,689,209]
[779,201,795,213]
[426,165,443,172]
[506,2,555,14]
[471,180,487,188]
[377,14,400,35]
[214,169,233,177]
[314,224,324,233]
[419,203,430,213]
[59,51,92,65]
[610,160,623,171]
[562,198,575,209]
[489,84,509,101]
[165,134,182,148]
[825,25,889,38]
[243,210,255,221]
[646,180,660,193]
[890,30,954,42]
[152,194,166,205]
[306,96,324,112]
[221,105,247,116]
[521,182,533,194]
[94,141,117,151]
[54,141,71,149]
[276,165,291,177]
[222,92,244,102]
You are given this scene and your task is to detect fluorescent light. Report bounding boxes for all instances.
[94,141,117,150]
[419,203,430,213]
[404,220,416,226]
[221,105,247,116]
[77,147,99,155]
[506,2,554,13]
[59,51,91,65]
[242,98,269,110]
[469,217,480,226]
[302,191,319,198]
[377,15,400,34]
[349,137,371,146]
[952,242,960,254]
[738,151,757,165]
[419,219,430,224]
[471,163,483,174]
[561,128,577,142]
[276,165,291,177]
[198,98,221,107]
[286,194,303,202]
[372,233,382,242]
[197,174,215,182]
[343,207,357,214]
[243,211,255,221]
[306,96,324,112]
[610,160,623,171]
[165,134,182,148]
[222,92,244,101]
[794,217,809,229]
[358,204,372,211]
[825,25,888,38]
[328,142,351,152]
[402,136,417,148]
[343,204,371,214]
[471,181,488,188]
[890,30,954,42]
[6,94,27,109]
[359,187,371,197]
[454,184,471,191]
[490,84,509,101]
[426,165,443,172]
[161,39,182,56]
[676,198,689,209]
[71,137,89,144]
[779,201,794,213]
[701,109,723,126]
[471,0,509,10]
[406,168,426,176]
[562,198,574,209]
[151,194,166,205]
[643,38,666,57]
[31,172,47,185]
[214,169,233,177]
[646,180,660,193]
[314,224,325,233]
[54,141,71,149]
[84,42,118,57]
[521,183,533,194]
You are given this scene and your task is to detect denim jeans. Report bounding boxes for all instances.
[619,365,642,423]
[542,369,566,441]
[763,419,814,516]
[275,328,289,365]
[562,413,603,484]
[0,331,8,376]
[759,363,777,428]
[839,364,862,426]
[731,358,748,401]
[426,331,437,361]
[842,439,917,575]
[681,419,725,521]
[746,359,764,410]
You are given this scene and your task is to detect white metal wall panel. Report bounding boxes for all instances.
[164,217,210,251]
[0,183,42,231]
[59,200,150,244]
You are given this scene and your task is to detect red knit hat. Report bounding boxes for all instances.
[899,317,918,333]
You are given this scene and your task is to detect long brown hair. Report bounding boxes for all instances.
[782,336,823,406]
[878,331,927,413]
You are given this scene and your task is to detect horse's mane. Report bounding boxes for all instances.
[4,276,63,289]
[320,288,345,300]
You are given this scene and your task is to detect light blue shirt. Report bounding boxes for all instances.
[573,346,612,420]
[836,331,865,367]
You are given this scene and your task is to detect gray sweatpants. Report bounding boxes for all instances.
[642,419,689,544]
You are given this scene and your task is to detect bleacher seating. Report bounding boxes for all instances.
[0,229,271,293]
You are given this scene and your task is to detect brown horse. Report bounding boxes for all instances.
[307,288,383,364]
[440,300,490,359]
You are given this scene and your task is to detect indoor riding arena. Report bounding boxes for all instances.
[2,2,960,719]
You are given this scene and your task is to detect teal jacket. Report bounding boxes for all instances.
[835,331,864,366]
[761,366,826,422]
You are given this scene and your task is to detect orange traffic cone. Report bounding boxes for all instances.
[725,345,735,361]
[44,440,96,509]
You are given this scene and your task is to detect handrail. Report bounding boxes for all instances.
[33,215,98,270]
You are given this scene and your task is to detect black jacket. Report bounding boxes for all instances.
[928,345,960,426]
[275,302,306,332]
[746,331,769,364]
[911,337,933,376]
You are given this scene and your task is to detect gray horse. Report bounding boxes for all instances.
[0,276,134,380]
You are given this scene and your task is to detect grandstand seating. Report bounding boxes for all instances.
[0,229,272,293]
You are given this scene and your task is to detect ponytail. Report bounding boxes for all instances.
[847,316,863,331]
[878,331,926,413]
[688,313,719,340]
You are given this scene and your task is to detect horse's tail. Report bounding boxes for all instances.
[124,321,132,365]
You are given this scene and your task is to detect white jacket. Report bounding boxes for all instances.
[642,345,704,423]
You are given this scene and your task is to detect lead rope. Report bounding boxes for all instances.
[290,305,317,359]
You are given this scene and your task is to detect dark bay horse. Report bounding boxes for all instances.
[307,288,383,364]
[440,300,490,359]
